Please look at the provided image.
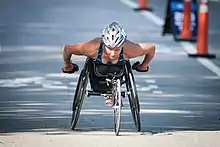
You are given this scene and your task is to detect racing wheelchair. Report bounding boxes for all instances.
[70,57,144,136]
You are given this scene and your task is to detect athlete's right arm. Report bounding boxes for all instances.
[63,43,85,66]
[62,37,100,68]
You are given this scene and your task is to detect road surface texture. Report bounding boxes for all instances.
[0,0,220,147]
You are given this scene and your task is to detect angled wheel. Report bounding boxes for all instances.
[125,62,141,132]
[114,79,122,136]
[71,65,89,130]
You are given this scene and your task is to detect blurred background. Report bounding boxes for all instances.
[0,0,220,134]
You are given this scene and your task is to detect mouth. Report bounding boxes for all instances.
[109,55,117,60]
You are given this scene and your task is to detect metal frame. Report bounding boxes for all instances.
[70,58,141,135]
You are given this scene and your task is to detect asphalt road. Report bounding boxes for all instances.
[0,0,220,135]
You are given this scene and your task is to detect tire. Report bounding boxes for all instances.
[125,63,141,132]
[114,79,122,136]
[70,69,89,130]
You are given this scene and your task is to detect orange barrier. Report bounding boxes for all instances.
[134,0,153,11]
[188,0,216,58]
[181,0,192,40]
[139,0,147,9]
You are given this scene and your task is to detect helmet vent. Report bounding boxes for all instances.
[115,37,119,43]
[116,31,119,35]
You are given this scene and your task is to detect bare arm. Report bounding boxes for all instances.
[137,43,156,68]
[63,43,84,65]
[62,38,99,66]
[125,40,156,68]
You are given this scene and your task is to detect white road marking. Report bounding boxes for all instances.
[120,0,220,79]
[140,11,164,27]
[180,42,220,78]
[137,87,151,91]
[0,109,43,113]
[0,76,67,89]
[0,83,28,88]
[153,91,163,94]
[46,73,79,78]
[145,79,156,83]
[51,109,200,115]
[148,85,158,89]
[42,84,68,90]
[69,82,77,86]
[0,44,2,53]
[1,45,63,52]
[14,88,52,92]
[17,103,57,106]
[135,84,158,91]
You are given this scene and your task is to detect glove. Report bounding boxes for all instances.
[132,61,149,72]
[62,63,79,74]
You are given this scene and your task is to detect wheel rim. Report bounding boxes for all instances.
[71,71,88,130]
[127,72,141,131]
[114,79,121,135]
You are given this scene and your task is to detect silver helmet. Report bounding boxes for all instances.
[101,22,127,48]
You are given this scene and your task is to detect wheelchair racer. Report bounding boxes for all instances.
[62,21,156,106]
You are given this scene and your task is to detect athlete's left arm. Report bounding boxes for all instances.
[125,40,156,69]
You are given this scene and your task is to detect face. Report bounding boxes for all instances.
[104,46,122,60]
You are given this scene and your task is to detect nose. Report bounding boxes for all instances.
[110,51,116,56]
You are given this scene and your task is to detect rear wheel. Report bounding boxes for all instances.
[71,69,89,130]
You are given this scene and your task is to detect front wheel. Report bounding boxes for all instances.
[114,79,122,136]
[70,69,89,130]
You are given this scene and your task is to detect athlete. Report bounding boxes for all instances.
[62,21,156,105]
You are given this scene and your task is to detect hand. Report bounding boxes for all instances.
[132,61,149,72]
[62,63,79,74]
[63,63,74,71]
[137,64,149,71]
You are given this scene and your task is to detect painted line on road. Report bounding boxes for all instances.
[0,44,2,53]
[0,109,43,113]
[51,109,200,115]
[153,91,163,94]
[145,79,156,83]
[120,0,220,79]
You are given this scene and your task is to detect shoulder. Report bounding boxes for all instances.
[122,39,142,59]
[123,39,156,59]
[82,37,102,58]
[82,37,101,48]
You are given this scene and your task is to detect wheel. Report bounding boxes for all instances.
[113,79,122,136]
[125,63,141,132]
[126,72,141,132]
[70,68,89,130]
